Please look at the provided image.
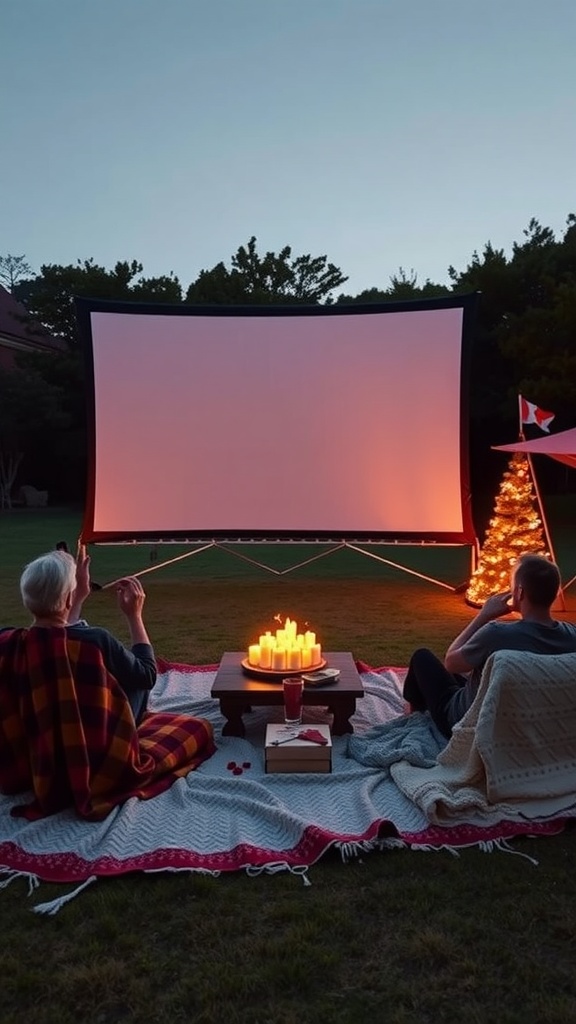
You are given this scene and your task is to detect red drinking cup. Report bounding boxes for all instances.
[283,677,304,724]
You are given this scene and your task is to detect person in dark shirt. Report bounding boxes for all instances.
[1,546,156,724]
[403,553,576,738]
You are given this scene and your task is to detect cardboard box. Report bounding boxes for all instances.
[266,760,331,774]
[265,723,332,774]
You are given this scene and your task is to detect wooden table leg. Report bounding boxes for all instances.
[219,699,247,737]
[329,696,357,735]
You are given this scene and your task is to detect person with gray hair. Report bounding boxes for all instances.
[403,553,576,737]
[20,549,81,620]
[4,546,156,724]
[0,547,216,820]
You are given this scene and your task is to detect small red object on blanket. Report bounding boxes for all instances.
[297,728,329,745]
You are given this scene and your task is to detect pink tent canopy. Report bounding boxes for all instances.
[493,427,576,469]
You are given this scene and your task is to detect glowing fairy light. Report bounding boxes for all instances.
[466,453,549,607]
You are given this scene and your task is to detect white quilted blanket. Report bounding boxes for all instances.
[1,659,572,902]
[391,651,576,826]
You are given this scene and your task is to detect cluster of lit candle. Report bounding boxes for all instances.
[248,617,322,671]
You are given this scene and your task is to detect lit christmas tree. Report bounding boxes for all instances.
[466,452,549,607]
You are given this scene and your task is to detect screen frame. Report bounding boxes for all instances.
[76,292,479,545]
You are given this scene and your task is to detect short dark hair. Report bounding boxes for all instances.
[513,554,560,607]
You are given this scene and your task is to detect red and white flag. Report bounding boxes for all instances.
[519,395,555,433]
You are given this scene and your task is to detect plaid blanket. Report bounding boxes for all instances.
[0,628,216,820]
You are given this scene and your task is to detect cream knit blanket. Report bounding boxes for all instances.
[391,650,576,826]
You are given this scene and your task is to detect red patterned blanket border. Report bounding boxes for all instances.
[0,818,570,884]
[156,657,219,674]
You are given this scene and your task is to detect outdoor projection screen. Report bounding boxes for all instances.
[76,295,477,544]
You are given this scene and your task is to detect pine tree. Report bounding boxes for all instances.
[466,453,548,607]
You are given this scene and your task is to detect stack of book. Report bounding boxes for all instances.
[265,723,332,774]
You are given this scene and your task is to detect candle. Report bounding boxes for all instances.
[248,619,320,673]
[301,646,312,668]
[259,644,272,669]
[287,648,302,670]
[272,648,286,671]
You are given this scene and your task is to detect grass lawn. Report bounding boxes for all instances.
[1,506,576,1024]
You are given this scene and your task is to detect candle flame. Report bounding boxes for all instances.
[250,615,321,669]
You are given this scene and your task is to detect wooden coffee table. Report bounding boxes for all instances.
[211,652,364,737]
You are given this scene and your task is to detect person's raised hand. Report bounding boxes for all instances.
[116,576,146,619]
[481,591,514,620]
[73,542,92,606]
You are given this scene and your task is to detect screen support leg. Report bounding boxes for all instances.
[98,539,474,594]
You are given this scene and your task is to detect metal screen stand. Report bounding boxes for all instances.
[99,539,476,593]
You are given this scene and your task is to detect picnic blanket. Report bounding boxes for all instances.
[0,628,215,820]
[390,650,576,826]
[0,657,573,911]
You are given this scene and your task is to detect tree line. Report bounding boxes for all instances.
[0,217,575,522]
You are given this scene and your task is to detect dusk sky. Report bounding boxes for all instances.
[1,0,575,297]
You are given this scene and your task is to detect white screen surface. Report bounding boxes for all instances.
[81,300,475,542]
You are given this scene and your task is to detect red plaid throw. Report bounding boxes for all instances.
[0,628,216,820]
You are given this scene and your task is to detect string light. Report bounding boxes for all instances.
[466,453,549,607]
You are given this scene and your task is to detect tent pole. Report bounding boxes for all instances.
[526,453,566,611]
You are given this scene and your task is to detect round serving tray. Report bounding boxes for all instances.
[241,657,326,681]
